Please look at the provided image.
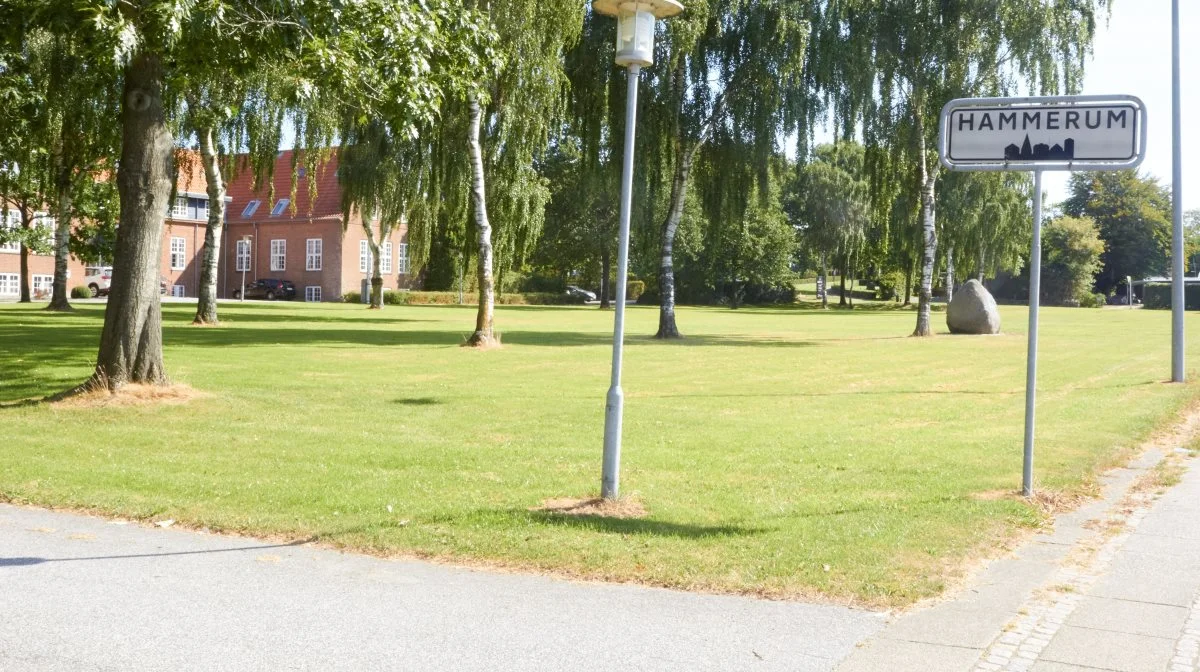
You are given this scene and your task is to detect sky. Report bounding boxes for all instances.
[1041,0,1197,211]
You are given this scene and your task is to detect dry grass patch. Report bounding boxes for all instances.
[52,383,205,409]
[531,496,648,519]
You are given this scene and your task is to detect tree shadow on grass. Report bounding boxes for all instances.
[393,397,442,406]
[417,508,770,539]
[521,511,770,538]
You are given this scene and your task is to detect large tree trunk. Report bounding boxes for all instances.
[465,94,495,347]
[91,53,171,390]
[600,247,611,309]
[913,111,938,337]
[18,209,31,303]
[47,189,73,310]
[192,126,225,325]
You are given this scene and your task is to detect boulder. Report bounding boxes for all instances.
[946,280,1001,335]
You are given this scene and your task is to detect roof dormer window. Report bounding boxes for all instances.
[270,199,290,217]
[241,200,261,218]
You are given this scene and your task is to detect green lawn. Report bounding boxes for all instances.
[1,300,1197,606]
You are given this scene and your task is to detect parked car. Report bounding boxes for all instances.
[1107,293,1140,305]
[565,285,597,302]
[232,278,296,300]
[83,266,114,297]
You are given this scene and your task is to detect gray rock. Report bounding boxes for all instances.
[946,279,1001,334]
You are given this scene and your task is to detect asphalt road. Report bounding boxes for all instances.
[0,504,884,671]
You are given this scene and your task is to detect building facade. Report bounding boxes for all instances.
[1,149,410,303]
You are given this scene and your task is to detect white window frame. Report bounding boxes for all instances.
[359,239,372,273]
[306,238,322,271]
[171,285,185,298]
[305,286,322,302]
[241,200,261,218]
[381,242,393,274]
[397,243,409,275]
[0,273,19,296]
[270,239,286,272]
[31,274,52,298]
[170,236,186,270]
[0,210,20,253]
[235,239,251,272]
[270,199,291,217]
[171,196,188,219]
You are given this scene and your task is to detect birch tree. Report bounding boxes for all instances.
[831,0,1109,335]
[637,0,811,338]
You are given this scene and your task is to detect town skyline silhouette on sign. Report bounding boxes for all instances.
[1004,134,1076,161]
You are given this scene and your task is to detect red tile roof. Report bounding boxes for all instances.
[223,150,345,224]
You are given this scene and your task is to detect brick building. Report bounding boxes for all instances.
[219,150,410,302]
[1,149,410,303]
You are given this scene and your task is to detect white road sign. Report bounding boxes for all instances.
[939,95,1147,172]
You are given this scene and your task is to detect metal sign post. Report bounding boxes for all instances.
[1172,0,1185,382]
[940,95,1147,498]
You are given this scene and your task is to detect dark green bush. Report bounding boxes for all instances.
[875,271,906,301]
[71,286,92,299]
[627,280,645,301]
[1077,291,1106,308]
[1143,283,1200,310]
[341,290,584,306]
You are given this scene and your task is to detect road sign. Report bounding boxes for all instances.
[938,94,1148,499]
[938,95,1147,172]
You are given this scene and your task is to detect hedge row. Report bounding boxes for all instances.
[1142,283,1200,310]
[342,290,586,306]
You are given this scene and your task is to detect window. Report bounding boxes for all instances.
[33,212,55,247]
[171,196,188,218]
[305,286,322,302]
[170,237,186,270]
[381,242,393,274]
[241,200,261,218]
[397,243,409,275]
[306,238,322,271]
[235,239,251,272]
[270,199,290,217]
[172,285,185,298]
[270,239,286,271]
[0,273,19,296]
[359,239,372,273]
[0,210,19,253]
[32,274,52,298]
[196,199,208,221]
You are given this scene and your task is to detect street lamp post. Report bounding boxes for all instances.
[594,0,684,500]
[1171,0,1185,382]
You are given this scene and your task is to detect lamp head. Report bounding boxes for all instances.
[593,0,684,68]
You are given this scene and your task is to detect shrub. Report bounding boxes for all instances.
[739,282,799,305]
[1143,283,1200,310]
[875,271,906,302]
[627,280,646,301]
[71,286,92,299]
[340,290,585,307]
[1077,291,1106,308]
[342,291,362,303]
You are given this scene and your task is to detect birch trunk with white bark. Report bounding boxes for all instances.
[466,94,495,346]
[193,126,225,325]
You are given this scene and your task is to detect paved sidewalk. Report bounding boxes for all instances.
[0,504,883,672]
[838,446,1200,672]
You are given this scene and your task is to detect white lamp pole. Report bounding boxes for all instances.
[593,0,684,500]
[1171,0,1185,382]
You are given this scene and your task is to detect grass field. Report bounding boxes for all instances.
[1,300,1197,607]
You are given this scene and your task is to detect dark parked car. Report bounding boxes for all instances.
[565,285,597,302]
[232,279,296,300]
